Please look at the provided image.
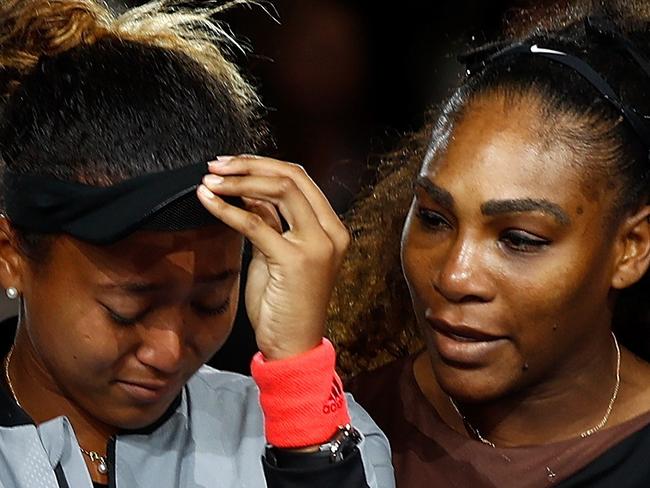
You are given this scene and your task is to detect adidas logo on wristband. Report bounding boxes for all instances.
[322,376,345,414]
[251,339,352,447]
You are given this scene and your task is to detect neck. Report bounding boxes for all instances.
[415,331,622,447]
[8,329,116,455]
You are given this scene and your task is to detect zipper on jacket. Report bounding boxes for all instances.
[54,463,71,488]
[107,436,117,488]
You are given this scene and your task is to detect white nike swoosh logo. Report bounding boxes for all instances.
[530,44,567,56]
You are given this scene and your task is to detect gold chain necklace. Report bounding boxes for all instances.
[3,348,109,475]
[449,332,621,447]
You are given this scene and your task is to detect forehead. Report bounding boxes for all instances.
[51,225,243,285]
[423,94,587,205]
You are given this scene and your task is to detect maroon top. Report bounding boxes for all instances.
[348,354,650,487]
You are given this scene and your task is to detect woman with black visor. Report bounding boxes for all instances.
[0,0,393,487]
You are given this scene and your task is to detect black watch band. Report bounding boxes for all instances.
[265,424,362,468]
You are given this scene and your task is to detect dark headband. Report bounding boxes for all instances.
[3,162,230,244]
[459,16,650,149]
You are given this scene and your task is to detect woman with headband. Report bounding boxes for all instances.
[331,1,650,486]
[0,1,392,487]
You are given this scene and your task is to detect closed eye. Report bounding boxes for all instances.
[102,304,150,326]
[192,298,231,317]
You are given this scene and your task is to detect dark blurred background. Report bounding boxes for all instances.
[0,0,564,374]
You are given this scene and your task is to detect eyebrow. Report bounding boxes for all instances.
[414,176,455,212]
[415,176,571,226]
[481,199,571,226]
[99,268,241,294]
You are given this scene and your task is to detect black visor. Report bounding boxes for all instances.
[4,162,231,244]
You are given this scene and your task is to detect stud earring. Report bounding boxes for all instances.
[5,287,18,300]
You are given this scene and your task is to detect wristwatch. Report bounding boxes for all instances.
[317,424,363,463]
[265,424,363,467]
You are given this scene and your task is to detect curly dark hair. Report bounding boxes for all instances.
[329,0,650,378]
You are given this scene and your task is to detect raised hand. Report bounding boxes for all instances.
[197,155,349,360]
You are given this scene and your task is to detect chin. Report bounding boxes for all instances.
[109,405,175,430]
[91,394,180,431]
[432,356,519,404]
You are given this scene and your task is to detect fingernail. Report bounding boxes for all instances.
[203,174,224,185]
[209,156,234,167]
[197,184,214,199]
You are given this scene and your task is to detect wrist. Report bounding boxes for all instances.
[265,424,362,467]
[255,332,324,361]
[257,340,323,361]
[251,338,351,448]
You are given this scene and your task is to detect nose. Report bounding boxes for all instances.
[433,233,494,304]
[136,322,186,376]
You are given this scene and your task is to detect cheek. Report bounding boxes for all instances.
[22,263,134,382]
[498,246,613,368]
[23,291,124,394]
[506,257,600,327]
[188,281,240,361]
[401,213,434,298]
[499,262,570,332]
[41,308,120,362]
[401,237,428,318]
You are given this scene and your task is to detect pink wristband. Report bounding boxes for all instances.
[250,338,351,448]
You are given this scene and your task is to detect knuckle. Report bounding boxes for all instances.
[314,238,335,258]
[292,239,336,269]
[286,163,306,177]
[242,213,265,233]
[207,196,225,211]
[237,153,259,160]
[276,176,297,195]
[337,227,351,250]
[222,177,239,190]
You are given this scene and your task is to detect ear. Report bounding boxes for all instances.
[611,204,650,290]
[0,216,27,294]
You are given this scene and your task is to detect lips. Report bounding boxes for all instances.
[121,379,169,390]
[428,318,503,342]
[116,379,175,404]
[425,310,508,365]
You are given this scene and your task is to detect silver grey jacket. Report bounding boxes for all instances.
[0,366,395,487]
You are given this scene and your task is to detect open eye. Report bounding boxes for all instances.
[192,298,231,317]
[416,208,452,231]
[499,229,551,253]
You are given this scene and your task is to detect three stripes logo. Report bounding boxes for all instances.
[322,377,345,414]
